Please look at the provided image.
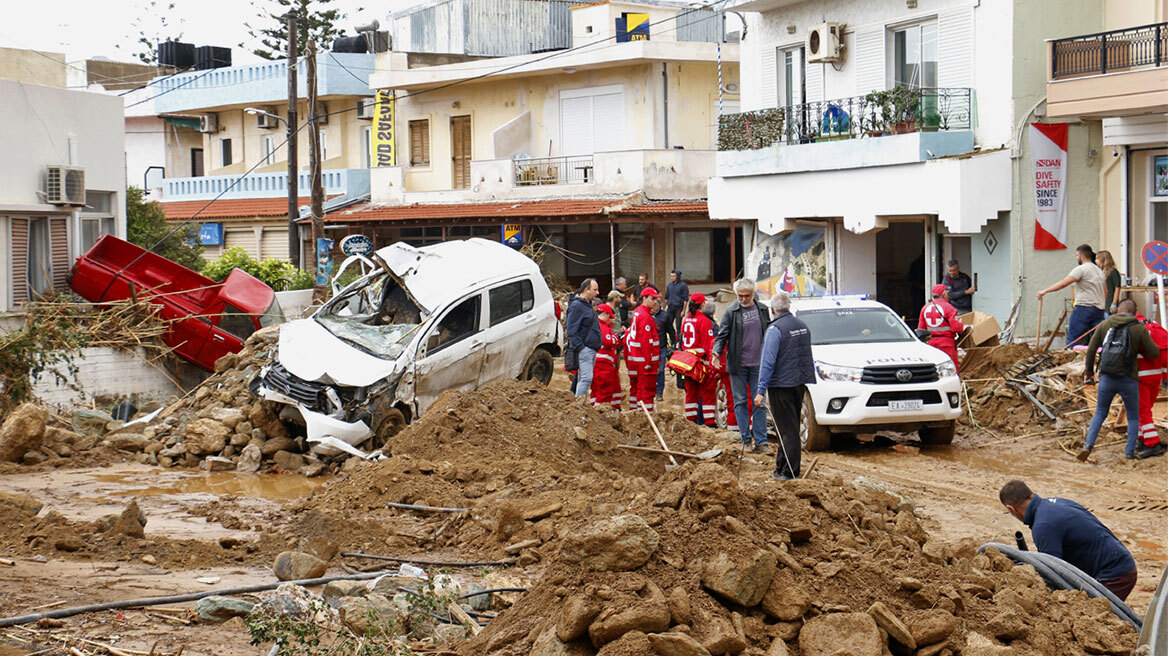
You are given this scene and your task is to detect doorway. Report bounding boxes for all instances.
[450,116,471,189]
[942,235,972,284]
[875,221,926,320]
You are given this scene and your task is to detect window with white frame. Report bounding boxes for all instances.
[780,45,805,108]
[80,191,115,253]
[362,126,372,168]
[1151,154,1168,242]
[27,217,51,298]
[560,85,625,155]
[892,21,938,89]
[261,135,276,165]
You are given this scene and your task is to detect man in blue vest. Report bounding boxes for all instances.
[999,479,1138,601]
[754,291,816,481]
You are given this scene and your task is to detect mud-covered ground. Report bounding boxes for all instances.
[0,367,1164,655]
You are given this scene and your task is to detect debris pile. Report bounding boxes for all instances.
[960,344,1091,437]
[456,462,1138,656]
[0,402,121,470]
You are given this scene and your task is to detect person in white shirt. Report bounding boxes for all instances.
[1036,244,1107,349]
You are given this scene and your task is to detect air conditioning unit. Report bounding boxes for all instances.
[356,98,374,120]
[199,113,219,133]
[45,165,86,206]
[256,108,278,129]
[807,22,844,63]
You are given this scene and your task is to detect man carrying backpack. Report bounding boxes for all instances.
[1080,299,1160,461]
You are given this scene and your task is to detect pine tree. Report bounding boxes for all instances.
[243,0,352,61]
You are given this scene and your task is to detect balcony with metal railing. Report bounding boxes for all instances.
[1046,23,1168,118]
[512,155,595,186]
[161,168,371,202]
[715,88,976,178]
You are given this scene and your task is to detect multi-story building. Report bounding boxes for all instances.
[707,0,1105,336]
[1046,2,1168,312]
[320,0,741,289]
[152,53,376,261]
[0,47,126,311]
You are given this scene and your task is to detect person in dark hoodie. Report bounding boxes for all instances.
[566,278,602,398]
[665,269,690,336]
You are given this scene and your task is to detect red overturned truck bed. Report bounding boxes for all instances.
[69,235,280,371]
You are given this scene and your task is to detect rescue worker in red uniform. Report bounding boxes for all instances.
[625,288,662,411]
[1135,314,1168,458]
[591,303,623,411]
[918,284,964,370]
[680,293,718,426]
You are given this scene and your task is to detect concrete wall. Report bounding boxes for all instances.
[1009,0,1106,341]
[1105,0,1168,29]
[0,47,65,87]
[126,116,168,198]
[389,59,737,192]
[32,347,204,406]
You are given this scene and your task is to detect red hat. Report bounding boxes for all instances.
[641,287,661,298]
[931,284,948,297]
[596,303,614,315]
[690,292,707,305]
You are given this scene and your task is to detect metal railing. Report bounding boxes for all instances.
[1051,22,1167,78]
[512,155,594,186]
[717,87,972,151]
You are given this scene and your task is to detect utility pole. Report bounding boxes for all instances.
[285,10,300,267]
[307,40,326,300]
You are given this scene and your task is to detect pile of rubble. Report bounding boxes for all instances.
[454,462,1137,656]
[0,401,138,470]
[960,344,1091,436]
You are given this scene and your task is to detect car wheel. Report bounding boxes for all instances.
[370,400,407,449]
[521,348,554,385]
[800,391,831,452]
[919,420,956,446]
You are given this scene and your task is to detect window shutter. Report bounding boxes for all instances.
[854,25,885,94]
[560,95,594,156]
[10,218,28,306]
[592,92,624,153]
[805,61,824,103]
[938,6,973,89]
[50,217,69,290]
[758,46,778,109]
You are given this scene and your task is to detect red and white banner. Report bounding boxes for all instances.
[1030,123,1068,250]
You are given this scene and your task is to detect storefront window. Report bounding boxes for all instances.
[674,230,713,282]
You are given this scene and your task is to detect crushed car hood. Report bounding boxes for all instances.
[812,341,949,367]
[377,239,540,314]
[276,318,399,387]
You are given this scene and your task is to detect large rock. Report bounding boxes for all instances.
[894,510,928,545]
[596,630,652,656]
[760,569,811,620]
[322,580,369,607]
[963,632,1016,656]
[911,609,958,646]
[0,491,44,515]
[249,403,288,440]
[699,613,747,654]
[867,602,915,650]
[273,450,305,472]
[556,594,601,642]
[337,594,397,635]
[588,582,671,647]
[648,631,712,656]
[207,407,245,430]
[185,419,231,455]
[107,499,147,538]
[109,432,149,452]
[701,549,777,607]
[273,551,328,581]
[560,515,659,571]
[0,403,48,462]
[236,443,262,473]
[532,625,594,656]
[686,463,740,514]
[798,613,882,656]
[71,407,113,436]
[260,436,296,457]
[194,596,255,623]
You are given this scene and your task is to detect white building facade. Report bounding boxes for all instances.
[708,0,1106,333]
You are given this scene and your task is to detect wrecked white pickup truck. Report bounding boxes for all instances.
[251,238,562,455]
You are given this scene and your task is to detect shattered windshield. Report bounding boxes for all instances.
[316,266,424,359]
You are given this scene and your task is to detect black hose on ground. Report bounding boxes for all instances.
[0,569,395,628]
[980,543,1142,630]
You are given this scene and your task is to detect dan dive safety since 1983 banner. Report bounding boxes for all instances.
[372,90,396,167]
[1030,122,1068,250]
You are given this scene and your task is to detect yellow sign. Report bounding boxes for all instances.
[626,13,649,41]
[371,90,396,167]
[502,224,523,247]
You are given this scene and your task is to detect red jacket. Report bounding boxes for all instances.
[681,312,715,360]
[918,299,964,339]
[1136,315,1168,379]
[596,321,621,370]
[625,305,660,374]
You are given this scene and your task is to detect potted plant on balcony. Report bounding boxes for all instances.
[888,85,923,134]
[862,90,891,137]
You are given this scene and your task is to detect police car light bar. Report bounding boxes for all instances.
[821,294,869,303]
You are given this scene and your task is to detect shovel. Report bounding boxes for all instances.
[640,400,679,467]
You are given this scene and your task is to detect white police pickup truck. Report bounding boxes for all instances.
[789,296,962,450]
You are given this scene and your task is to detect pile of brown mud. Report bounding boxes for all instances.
[960,344,1087,436]
[293,380,723,560]
[459,462,1137,656]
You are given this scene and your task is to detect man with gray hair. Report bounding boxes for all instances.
[711,278,772,452]
[755,291,815,480]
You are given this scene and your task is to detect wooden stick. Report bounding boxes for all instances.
[801,456,820,479]
[616,444,700,459]
[639,400,678,466]
[1034,296,1044,349]
[1041,306,1068,352]
[447,603,482,636]
[978,428,1075,447]
[385,502,467,514]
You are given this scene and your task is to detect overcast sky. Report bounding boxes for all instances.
[3,0,411,64]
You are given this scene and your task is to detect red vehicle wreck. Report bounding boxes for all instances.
[69,235,281,371]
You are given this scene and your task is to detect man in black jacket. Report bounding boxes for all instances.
[711,278,772,452]
[754,291,815,480]
[566,279,601,398]
[943,260,975,314]
[664,269,690,336]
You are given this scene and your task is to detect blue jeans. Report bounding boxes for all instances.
[1067,305,1104,349]
[1085,373,1140,455]
[730,365,768,446]
[575,347,597,398]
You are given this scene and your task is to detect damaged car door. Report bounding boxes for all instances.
[413,292,485,414]
[479,278,537,385]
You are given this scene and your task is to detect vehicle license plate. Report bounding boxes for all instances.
[888,400,923,411]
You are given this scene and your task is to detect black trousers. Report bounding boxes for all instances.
[767,385,805,477]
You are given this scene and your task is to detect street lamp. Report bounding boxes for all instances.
[245,107,299,267]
